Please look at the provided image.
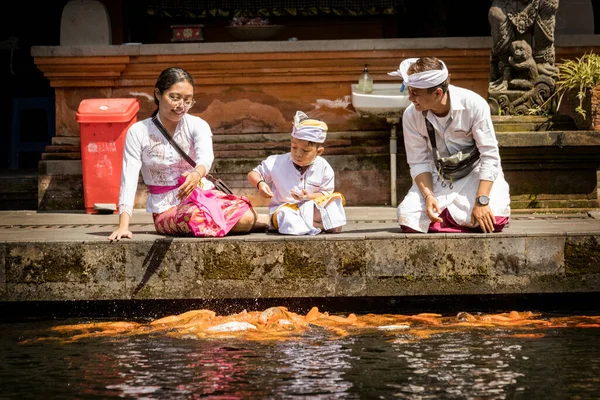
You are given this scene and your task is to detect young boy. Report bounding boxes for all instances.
[248,111,346,235]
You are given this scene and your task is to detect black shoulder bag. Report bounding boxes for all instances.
[423,113,480,189]
[151,115,234,195]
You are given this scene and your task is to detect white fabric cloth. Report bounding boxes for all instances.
[274,195,347,236]
[252,153,335,214]
[276,202,321,236]
[388,58,449,89]
[291,111,328,143]
[315,196,346,230]
[398,85,511,232]
[118,113,214,216]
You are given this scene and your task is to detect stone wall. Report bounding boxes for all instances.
[2,232,600,301]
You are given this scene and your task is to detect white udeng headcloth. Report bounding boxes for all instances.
[387,58,448,89]
[291,111,328,144]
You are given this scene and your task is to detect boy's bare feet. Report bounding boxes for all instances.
[252,213,271,232]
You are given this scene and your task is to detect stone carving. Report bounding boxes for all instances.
[487,0,560,115]
[507,40,539,90]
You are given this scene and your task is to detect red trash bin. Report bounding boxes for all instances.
[76,98,140,214]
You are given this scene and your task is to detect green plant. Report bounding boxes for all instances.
[551,52,600,119]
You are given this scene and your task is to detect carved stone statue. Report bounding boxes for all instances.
[507,40,538,90]
[487,0,560,115]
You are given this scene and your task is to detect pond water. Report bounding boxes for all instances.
[1,304,599,399]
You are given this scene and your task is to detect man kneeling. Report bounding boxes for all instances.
[389,56,511,233]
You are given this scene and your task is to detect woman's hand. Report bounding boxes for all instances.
[178,170,201,200]
[108,228,132,241]
[108,212,132,241]
[425,194,443,223]
[472,204,496,233]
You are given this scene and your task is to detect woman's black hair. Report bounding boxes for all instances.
[152,67,195,116]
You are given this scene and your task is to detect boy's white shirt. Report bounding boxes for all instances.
[252,153,335,214]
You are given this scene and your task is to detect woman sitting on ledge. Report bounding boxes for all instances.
[108,67,268,241]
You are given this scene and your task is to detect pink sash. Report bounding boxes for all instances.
[147,176,230,234]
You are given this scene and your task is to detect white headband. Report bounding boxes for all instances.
[291,111,328,144]
[388,58,448,89]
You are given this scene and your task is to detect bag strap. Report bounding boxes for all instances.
[423,111,449,185]
[422,111,437,151]
[151,115,197,168]
[151,115,226,188]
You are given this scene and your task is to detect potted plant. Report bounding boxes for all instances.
[551,52,600,130]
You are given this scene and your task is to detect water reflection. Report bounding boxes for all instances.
[274,339,354,397]
[389,332,526,399]
[177,344,256,398]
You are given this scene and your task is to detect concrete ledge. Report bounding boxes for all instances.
[2,218,599,302]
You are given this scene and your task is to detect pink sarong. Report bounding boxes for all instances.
[148,176,251,237]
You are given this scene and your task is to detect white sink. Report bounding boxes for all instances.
[351,83,411,119]
[351,83,410,207]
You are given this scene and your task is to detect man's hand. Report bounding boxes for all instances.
[472,204,496,233]
[425,194,443,223]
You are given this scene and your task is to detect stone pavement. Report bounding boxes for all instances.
[1,207,599,304]
[1,207,600,242]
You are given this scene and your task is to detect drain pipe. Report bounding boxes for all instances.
[386,117,400,207]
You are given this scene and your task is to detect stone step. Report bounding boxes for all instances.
[42,130,391,160]
[492,115,577,132]
[0,169,38,210]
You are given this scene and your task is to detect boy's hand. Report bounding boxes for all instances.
[258,181,274,198]
[291,189,310,202]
